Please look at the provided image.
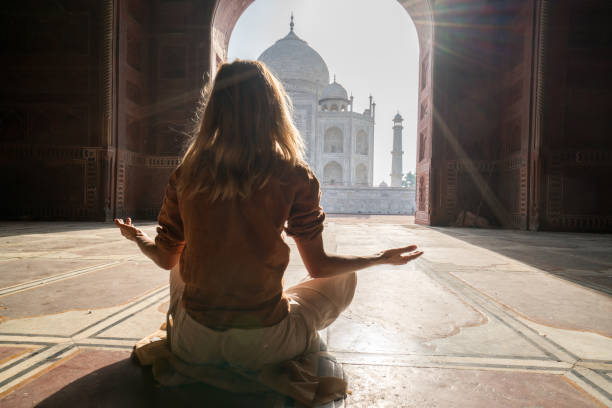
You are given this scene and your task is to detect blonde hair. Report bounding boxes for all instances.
[177,60,305,201]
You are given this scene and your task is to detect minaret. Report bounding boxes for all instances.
[390,112,404,187]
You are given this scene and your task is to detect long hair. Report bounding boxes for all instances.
[177,60,305,201]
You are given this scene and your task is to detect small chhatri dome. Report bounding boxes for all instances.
[321,78,348,101]
[393,112,404,122]
[258,15,329,87]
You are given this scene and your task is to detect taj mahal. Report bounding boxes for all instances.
[258,16,415,214]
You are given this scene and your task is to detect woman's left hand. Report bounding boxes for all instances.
[114,218,146,242]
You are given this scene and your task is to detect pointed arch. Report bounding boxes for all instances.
[324,161,343,185]
[355,163,368,185]
[356,130,369,155]
[324,127,344,153]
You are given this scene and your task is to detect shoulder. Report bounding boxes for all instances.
[284,161,321,202]
[273,161,319,197]
[288,161,318,185]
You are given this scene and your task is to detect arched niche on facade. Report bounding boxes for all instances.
[419,132,426,162]
[418,176,426,211]
[356,130,369,155]
[324,161,343,185]
[355,163,368,185]
[324,127,344,153]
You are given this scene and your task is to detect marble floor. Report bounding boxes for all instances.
[0,216,610,407]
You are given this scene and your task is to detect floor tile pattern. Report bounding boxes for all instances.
[0,218,610,407]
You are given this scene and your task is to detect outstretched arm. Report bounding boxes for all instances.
[114,218,180,270]
[295,234,423,279]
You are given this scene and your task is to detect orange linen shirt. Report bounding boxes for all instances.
[155,163,325,330]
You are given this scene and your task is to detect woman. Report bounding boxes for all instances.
[115,60,422,405]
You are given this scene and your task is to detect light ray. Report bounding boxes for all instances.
[432,107,511,227]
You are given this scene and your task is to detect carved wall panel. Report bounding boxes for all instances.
[114,149,181,219]
[0,144,112,219]
[444,161,458,218]
[411,6,433,226]
[490,0,535,229]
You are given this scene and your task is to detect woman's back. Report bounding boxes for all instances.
[157,163,324,330]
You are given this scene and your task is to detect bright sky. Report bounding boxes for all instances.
[228,0,419,185]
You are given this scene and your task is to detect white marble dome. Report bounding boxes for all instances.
[321,81,348,101]
[258,30,329,88]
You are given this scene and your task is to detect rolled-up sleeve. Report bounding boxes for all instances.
[285,168,326,241]
[155,170,186,254]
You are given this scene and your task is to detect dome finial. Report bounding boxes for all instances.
[290,13,294,32]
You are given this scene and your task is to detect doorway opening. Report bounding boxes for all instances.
[213,0,434,219]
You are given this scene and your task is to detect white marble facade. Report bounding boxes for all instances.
[258,20,375,187]
[320,186,416,215]
[258,18,414,214]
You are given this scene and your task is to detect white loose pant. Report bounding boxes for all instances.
[168,265,357,371]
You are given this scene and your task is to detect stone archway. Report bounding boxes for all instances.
[355,163,368,186]
[211,0,435,224]
[323,161,344,185]
[4,0,610,231]
[356,130,369,155]
[324,127,344,154]
[109,0,573,231]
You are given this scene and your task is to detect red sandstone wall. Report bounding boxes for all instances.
[0,0,111,220]
[0,0,216,221]
[425,0,612,231]
[116,0,151,218]
[429,0,510,227]
[116,0,214,220]
[495,0,536,230]
[1,0,610,231]
[401,0,434,226]
[536,0,612,231]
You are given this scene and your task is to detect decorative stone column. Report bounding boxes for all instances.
[391,113,404,187]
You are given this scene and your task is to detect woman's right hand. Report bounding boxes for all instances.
[375,245,423,265]
[295,235,424,279]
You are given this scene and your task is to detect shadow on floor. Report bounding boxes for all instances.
[0,222,119,237]
[35,358,283,408]
[432,227,612,296]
